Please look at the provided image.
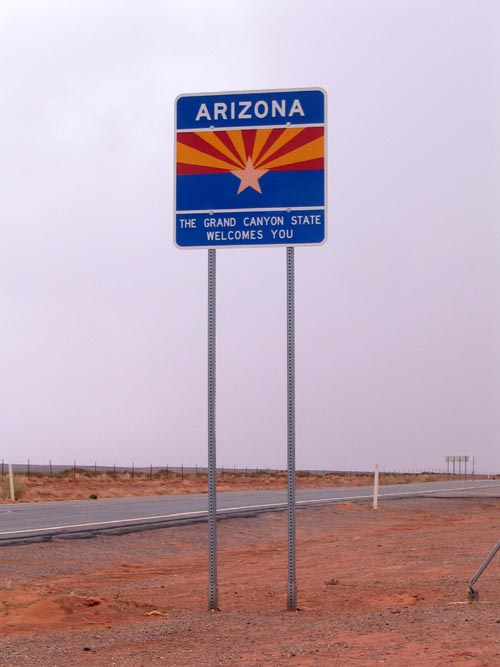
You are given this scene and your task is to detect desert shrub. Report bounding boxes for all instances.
[0,475,26,501]
[386,475,408,485]
[55,468,98,479]
[74,468,98,477]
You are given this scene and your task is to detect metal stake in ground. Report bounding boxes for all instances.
[286,247,297,611]
[8,463,15,502]
[207,248,219,611]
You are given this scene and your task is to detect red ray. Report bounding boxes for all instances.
[212,131,246,166]
[270,157,324,172]
[253,128,287,166]
[177,132,242,168]
[242,129,257,161]
[177,163,231,175]
[258,127,324,167]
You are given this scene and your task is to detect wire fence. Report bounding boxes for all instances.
[0,460,481,481]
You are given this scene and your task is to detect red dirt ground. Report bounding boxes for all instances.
[2,494,500,666]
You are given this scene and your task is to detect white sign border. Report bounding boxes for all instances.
[173,87,328,250]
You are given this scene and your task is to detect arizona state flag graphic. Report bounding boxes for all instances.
[175,89,326,248]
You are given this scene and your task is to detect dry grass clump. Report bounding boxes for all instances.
[0,470,455,504]
[0,475,27,501]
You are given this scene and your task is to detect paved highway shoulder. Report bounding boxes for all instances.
[1,480,499,546]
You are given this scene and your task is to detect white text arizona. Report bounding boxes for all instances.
[195,99,305,122]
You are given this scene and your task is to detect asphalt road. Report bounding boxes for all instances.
[1,479,499,546]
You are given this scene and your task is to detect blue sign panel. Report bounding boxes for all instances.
[175,88,326,248]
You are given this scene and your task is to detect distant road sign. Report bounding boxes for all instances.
[175,88,327,249]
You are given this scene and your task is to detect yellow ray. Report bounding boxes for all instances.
[251,128,273,163]
[177,142,238,170]
[260,137,324,170]
[255,128,305,167]
[226,130,248,163]
[196,132,245,168]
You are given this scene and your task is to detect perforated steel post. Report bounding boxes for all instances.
[286,247,297,611]
[208,249,219,611]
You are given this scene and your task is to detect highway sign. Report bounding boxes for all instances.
[175,88,326,248]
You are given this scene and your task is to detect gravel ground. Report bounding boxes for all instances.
[2,496,500,666]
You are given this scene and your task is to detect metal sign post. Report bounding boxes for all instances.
[445,455,470,479]
[207,248,218,611]
[286,247,297,611]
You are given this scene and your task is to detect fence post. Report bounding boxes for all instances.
[8,464,15,502]
[373,464,379,510]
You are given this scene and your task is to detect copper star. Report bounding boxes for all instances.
[231,156,268,194]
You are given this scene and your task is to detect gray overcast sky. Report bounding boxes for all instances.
[1,0,499,472]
